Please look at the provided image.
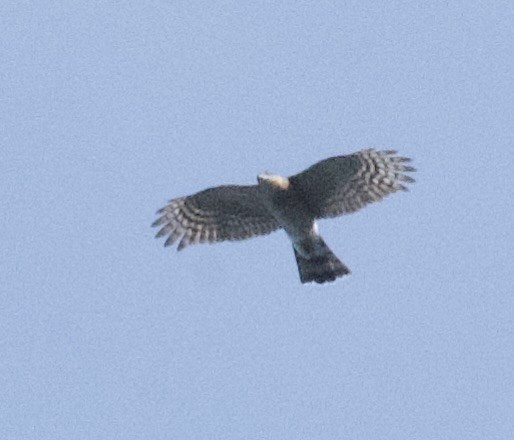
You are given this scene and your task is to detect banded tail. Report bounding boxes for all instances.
[294,237,350,284]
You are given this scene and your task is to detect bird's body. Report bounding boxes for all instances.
[257,174,313,241]
[256,173,350,283]
[153,149,415,284]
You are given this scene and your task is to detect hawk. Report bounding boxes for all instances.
[152,149,415,284]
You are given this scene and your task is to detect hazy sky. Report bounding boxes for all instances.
[2,1,513,438]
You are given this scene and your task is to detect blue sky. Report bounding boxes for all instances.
[2,1,513,438]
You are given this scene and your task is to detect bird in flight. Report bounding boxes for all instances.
[152,149,415,284]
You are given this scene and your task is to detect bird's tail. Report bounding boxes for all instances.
[293,237,350,284]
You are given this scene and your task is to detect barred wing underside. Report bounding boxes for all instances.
[152,184,280,250]
[290,149,415,218]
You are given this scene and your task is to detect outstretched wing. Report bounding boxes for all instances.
[152,184,280,250]
[290,149,415,219]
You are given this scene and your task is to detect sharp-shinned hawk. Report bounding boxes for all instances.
[153,149,415,284]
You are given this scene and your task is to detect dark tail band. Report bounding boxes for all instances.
[294,238,350,284]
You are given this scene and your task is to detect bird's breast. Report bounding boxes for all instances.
[265,190,316,242]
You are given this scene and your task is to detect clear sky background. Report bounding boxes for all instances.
[2,1,514,438]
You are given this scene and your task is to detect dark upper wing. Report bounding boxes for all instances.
[289,149,415,219]
[152,184,280,250]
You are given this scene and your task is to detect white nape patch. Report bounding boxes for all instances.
[257,173,290,190]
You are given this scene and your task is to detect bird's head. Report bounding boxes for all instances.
[257,172,290,190]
